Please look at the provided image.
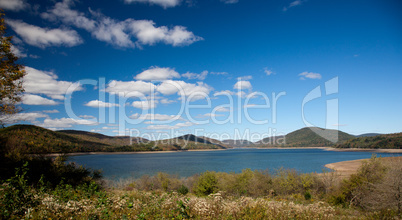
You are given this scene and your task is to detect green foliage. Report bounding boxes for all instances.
[177,185,189,195]
[193,171,219,196]
[256,127,355,148]
[328,155,387,208]
[334,132,402,149]
[0,11,25,126]
[0,162,38,218]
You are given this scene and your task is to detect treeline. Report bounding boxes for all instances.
[334,133,402,149]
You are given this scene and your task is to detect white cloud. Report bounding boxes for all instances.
[106,80,156,96]
[146,121,193,130]
[283,0,302,11]
[85,100,119,108]
[128,20,203,47]
[0,112,48,124]
[23,67,82,100]
[234,80,252,90]
[299,71,322,80]
[130,113,183,121]
[182,70,208,80]
[124,0,181,8]
[221,0,239,4]
[132,100,158,109]
[39,117,97,128]
[79,115,96,119]
[22,94,59,105]
[215,107,230,112]
[6,19,82,48]
[11,45,27,58]
[43,110,59,113]
[0,0,29,11]
[135,67,180,81]
[160,98,176,104]
[157,80,212,101]
[236,91,247,98]
[214,90,234,96]
[204,113,224,117]
[237,75,252,80]
[41,0,202,48]
[264,68,274,76]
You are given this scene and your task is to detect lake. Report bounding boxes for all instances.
[68,148,400,179]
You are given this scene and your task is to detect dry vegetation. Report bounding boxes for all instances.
[1,155,401,219]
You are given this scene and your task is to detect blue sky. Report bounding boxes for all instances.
[1,0,401,140]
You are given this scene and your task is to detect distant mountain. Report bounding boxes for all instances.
[151,134,228,150]
[0,125,107,154]
[254,136,285,146]
[255,127,355,147]
[356,133,382,137]
[58,130,149,146]
[222,139,254,148]
[335,132,402,149]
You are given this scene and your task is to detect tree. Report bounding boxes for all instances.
[0,11,25,126]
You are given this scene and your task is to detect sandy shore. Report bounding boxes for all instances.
[323,147,402,153]
[324,156,402,178]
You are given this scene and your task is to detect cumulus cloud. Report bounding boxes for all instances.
[146,121,193,130]
[39,117,97,128]
[106,80,156,96]
[182,70,208,80]
[132,100,158,109]
[22,94,59,105]
[264,68,274,76]
[6,19,82,48]
[0,112,48,124]
[135,67,180,81]
[85,100,119,108]
[283,0,303,11]
[157,80,212,101]
[234,80,252,90]
[299,71,322,80]
[130,113,183,121]
[0,0,29,11]
[124,0,181,8]
[43,110,59,113]
[128,20,203,47]
[23,67,82,100]
[41,0,202,48]
[237,75,252,80]
[11,45,27,58]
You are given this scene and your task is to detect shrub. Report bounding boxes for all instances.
[193,171,218,196]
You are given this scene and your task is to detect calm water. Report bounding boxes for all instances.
[68,149,400,179]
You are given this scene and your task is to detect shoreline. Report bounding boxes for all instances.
[324,156,402,178]
[43,147,402,157]
[44,148,227,157]
[254,146,402,153]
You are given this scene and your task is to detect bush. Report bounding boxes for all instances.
[193,171,218,196]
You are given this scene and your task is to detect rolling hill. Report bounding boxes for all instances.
[58,130,149,146]
[222,139,254,148]
[0,124,108,154]
[150,134,228,150]
[334,132,402,149]
[254,127,355,147]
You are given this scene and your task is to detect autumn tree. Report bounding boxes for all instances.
[0,11,25,126]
